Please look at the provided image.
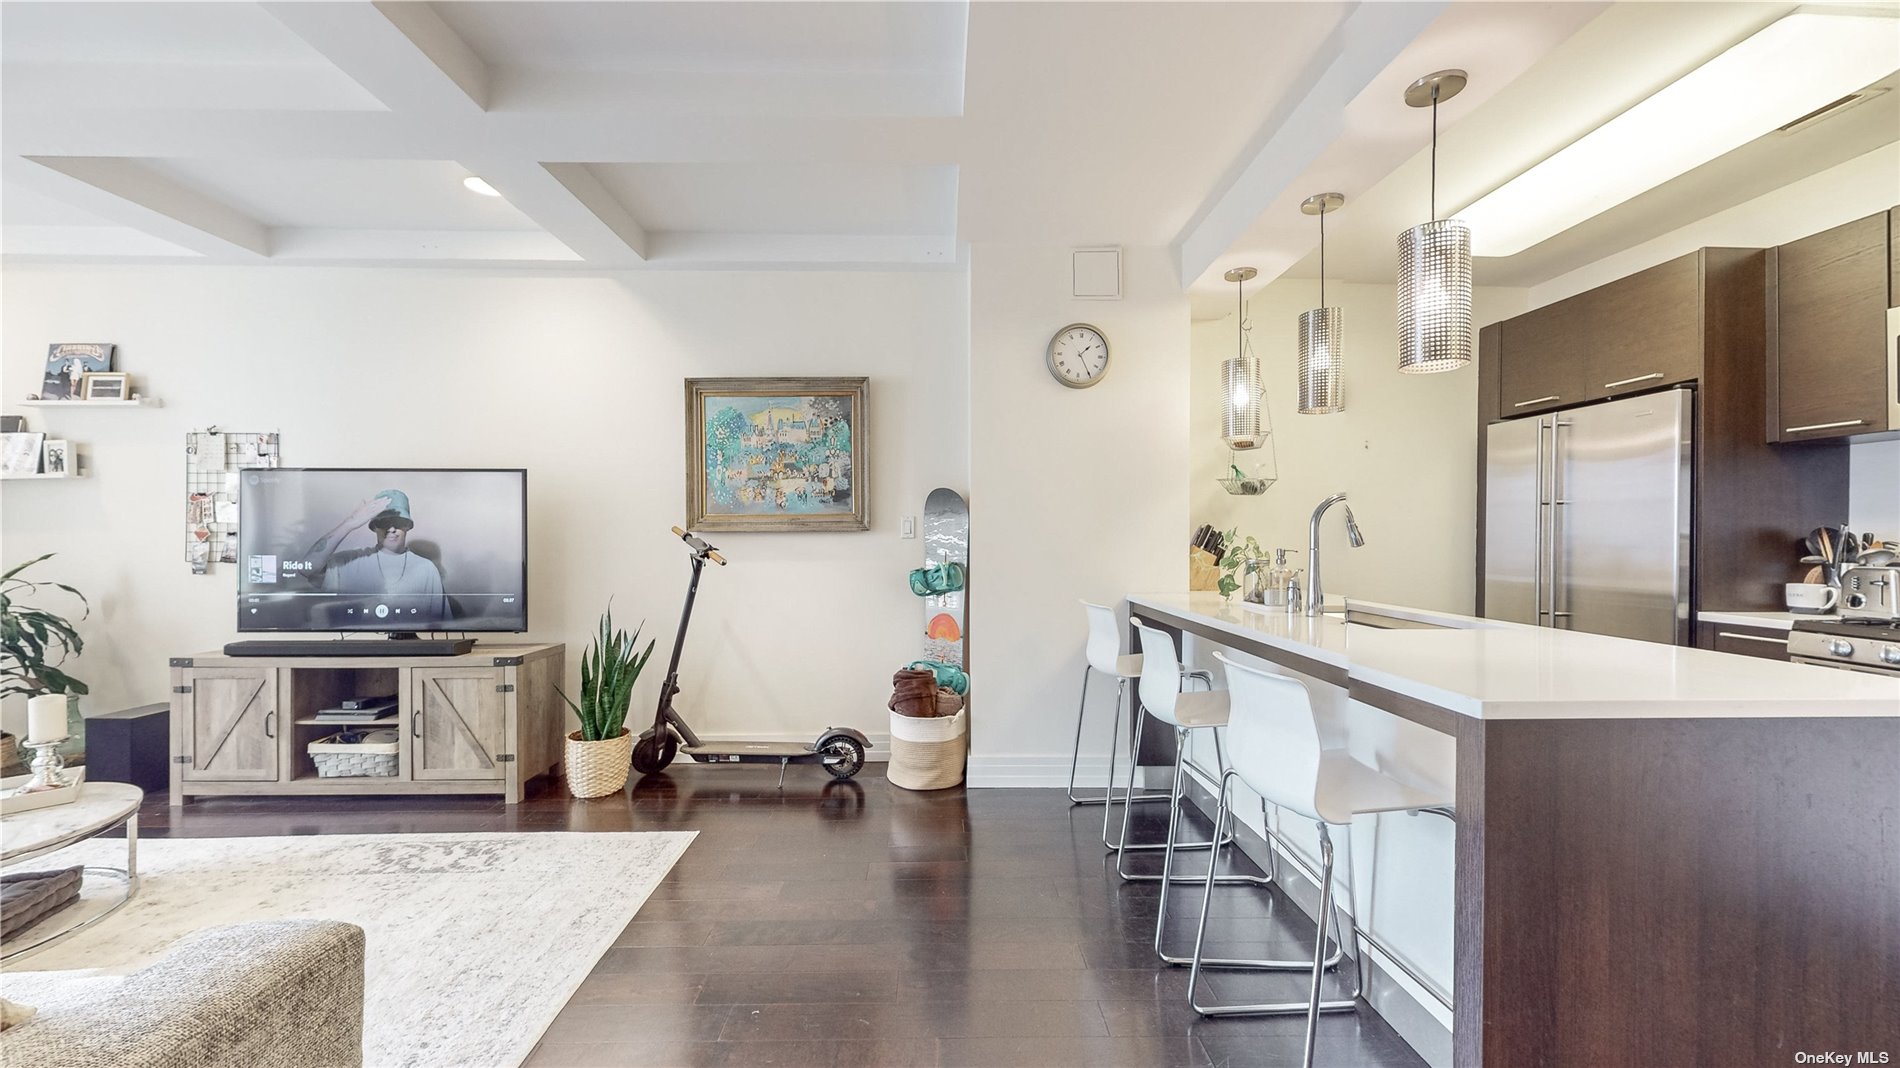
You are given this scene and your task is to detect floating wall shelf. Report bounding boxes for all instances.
[1,472,86,481]
[21,398,162,408]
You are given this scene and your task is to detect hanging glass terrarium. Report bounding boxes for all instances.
[1217,267,1278,496]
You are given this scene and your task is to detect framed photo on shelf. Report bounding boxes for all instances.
[684,376,869,532]
[80,372,130,401]
[41,439,70,477]
[40,344,114,401]
[0,432,45,476]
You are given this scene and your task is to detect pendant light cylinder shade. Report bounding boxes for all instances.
[1397,218,1473,374]
[1221,355,1263,450]
[1297,306,1344,414]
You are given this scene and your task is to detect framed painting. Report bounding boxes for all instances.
[685,376,868,532]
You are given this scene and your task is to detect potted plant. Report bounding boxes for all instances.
[557,605,655,798]
[0,554,90,771]
[1216,528,1265,602]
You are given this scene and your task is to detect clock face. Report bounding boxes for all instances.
[1047,323,1109,389]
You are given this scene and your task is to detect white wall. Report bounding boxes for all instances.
[1529,143,1900,535]
[0,266,969,744]
[966,244,1189,785]
[1189,280,1529,615]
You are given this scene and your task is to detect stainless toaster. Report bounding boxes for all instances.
[1840,566,1900,622]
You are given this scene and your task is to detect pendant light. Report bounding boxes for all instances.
[1297,192,1345,414]
[1217,267,1277,495]
[1397,69,1473,374]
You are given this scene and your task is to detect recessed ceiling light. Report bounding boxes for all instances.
[1458,11,1900,258]
[463,176,501,197]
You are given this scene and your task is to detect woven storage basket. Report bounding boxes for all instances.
[565,729,633,798]
[307,729,399,778]
[887,709,967,791]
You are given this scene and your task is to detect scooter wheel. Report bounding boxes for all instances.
[820,737,866,781]
[631,732,678,776]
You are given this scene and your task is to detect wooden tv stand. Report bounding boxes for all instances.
[167,643,566,806]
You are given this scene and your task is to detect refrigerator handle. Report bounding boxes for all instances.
[1535,418,1549,624]
[1551,419,1573,627]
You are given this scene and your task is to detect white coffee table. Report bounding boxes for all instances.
[0,781,141,962]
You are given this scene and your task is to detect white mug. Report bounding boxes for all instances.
[1785,583,1839,613]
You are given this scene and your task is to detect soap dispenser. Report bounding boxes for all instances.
[1260,548,1300,607]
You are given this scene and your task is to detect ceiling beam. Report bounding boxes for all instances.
[9,156,269,258]
[260,1,488,114]
[487,162,650,264]
[1173,1,1446,290]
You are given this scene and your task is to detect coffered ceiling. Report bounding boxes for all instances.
[7,2,1886,295]
[0,0,1356,269]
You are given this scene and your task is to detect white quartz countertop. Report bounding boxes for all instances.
[1128,592,1900,721]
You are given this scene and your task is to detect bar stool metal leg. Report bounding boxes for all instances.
[1072,666,1174,810]
[1116,725,1257,881]
[1187,772,1360,1039]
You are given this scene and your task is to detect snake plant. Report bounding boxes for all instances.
[558,604,655,741]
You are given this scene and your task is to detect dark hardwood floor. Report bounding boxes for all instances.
[136,766,1427,1068]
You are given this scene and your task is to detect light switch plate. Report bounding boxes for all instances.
[901,516,917,539]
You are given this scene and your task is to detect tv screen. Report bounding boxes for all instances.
[238,468,526,633]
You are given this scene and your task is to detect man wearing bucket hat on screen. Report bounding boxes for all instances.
[303,489,449,624]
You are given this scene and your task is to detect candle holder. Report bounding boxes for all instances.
[18,739,75,793]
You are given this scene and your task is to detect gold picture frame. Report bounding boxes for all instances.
[685,376,868,532]
[79,372,130,401]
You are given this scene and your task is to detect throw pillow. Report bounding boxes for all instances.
[0,866,84,939]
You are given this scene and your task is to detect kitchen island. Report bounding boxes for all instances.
[1128,592,1899,1068]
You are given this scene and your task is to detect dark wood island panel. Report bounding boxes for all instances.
[1455,715,1900,1066]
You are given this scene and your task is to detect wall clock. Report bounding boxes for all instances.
[1047,323,1110,389]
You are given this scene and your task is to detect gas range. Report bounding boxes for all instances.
[1788,617,1900,674]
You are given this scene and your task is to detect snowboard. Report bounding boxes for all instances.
[922,488,969,671]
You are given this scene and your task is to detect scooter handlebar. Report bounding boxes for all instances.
[673,525,727,565]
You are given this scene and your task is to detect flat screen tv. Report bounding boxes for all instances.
[238,468,526,633]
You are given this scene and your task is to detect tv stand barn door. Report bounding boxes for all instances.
[411,667,505,781]
[176,667,278,782]
[168,644,565,806]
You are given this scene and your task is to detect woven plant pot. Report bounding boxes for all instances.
[887,710,967,792]
[565,728,633,799]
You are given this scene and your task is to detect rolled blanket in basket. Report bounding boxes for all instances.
[907,660,968,695]
[934,687,964,717]
[888,668,941,717]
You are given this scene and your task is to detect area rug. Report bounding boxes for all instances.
[0,831,694,1068]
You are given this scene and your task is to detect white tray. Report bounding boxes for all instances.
[0,769,88,815]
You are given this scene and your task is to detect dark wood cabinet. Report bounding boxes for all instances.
[1767,211,1893,441]
[1579,255,1703,398]
[1695,621,1791,661]
[1890,207,1898,308]
[1493,251,1707,414]
[1497,303,1586,415]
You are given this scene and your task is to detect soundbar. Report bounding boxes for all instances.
[221,639,476,657]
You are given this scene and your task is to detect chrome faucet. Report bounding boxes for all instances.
[1307,493,1365,616]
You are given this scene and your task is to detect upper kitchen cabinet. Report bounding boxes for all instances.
[1891,207,1899,307]
[1492,249,1737,415]
[1768,211,1896,442]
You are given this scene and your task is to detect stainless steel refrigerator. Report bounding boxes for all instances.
[1483,388,1693,645]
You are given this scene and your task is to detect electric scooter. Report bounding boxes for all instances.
[629,526,871,785]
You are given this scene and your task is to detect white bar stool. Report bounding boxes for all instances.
[1113,619,1258,883]
[1072,602,1209,851]
[1189,651,1454,1068]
